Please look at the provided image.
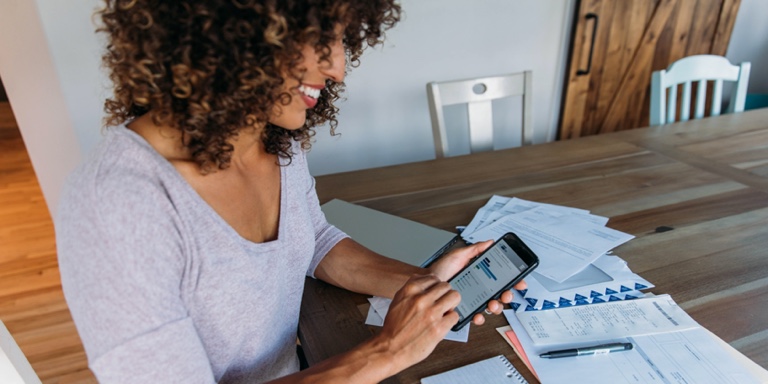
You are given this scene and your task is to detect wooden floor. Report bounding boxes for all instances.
[0,101,97,383]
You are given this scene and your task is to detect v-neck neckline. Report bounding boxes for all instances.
[118,126,287,249]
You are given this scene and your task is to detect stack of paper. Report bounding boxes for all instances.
[461,196,651,311]
[472,197,768,382]
[502,295,768,383]
[509,254,652,311]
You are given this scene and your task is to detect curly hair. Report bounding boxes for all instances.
[98,0,401,172]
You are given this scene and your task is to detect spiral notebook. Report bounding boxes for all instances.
[420,355,528,384]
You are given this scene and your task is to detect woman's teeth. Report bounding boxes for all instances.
[298,85,321,99]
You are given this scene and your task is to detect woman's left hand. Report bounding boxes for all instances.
[427,240,527,326]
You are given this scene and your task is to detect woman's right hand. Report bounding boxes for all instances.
[373,274,461,372]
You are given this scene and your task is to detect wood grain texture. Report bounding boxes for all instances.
[0,102,96,383]
[558,0,741,139]
[302,109,768,382]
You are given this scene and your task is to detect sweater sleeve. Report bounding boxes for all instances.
[56,156,216,383]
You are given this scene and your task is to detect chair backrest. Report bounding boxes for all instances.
[650,55,751,126]
[427,71,533,158]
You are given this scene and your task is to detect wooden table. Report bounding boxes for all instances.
[299,108,768,383]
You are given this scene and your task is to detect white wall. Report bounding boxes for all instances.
[726,0,768,94]
[36,0,106,154]
[307,0,573,175]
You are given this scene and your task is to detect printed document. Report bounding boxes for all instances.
[505,309,766,384]
[515,295,699,345]
[465,206,634,282]
[462,196,592,235]
[510,254,653,310]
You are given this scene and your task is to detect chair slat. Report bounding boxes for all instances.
[681,82,692,122]
[694,80,707,119]
[712,79,723,116]
[667,86,678,124]
[467,101,494,153]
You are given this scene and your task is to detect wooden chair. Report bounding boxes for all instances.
[650,55,751,126]
[427,71,533,158]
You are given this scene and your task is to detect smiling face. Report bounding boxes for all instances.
[268,32,346,130]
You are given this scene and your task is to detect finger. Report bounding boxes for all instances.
[486,300,503,315]
[469,240,493,256]
[400,276,458,311]
[512,279,527,291]
[472,313,486,326]
[452,240,493,262]
[399,274,442,296]
[441,310,461,330]
[432,286,461,310]
[499,290,514,304]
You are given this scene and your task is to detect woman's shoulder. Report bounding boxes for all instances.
[59,126,178,212]
[69,127,154,178]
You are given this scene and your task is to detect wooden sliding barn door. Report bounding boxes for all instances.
[558,0,741,140]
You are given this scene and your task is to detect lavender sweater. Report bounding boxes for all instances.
[55,127,347,383]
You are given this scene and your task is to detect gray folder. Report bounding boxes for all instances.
[321,199,457,267]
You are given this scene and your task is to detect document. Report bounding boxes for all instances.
[504,309,767,384]
[512,290,646,313]
[465,206,634,282]
[515,295,699,345]
[510,254,653,310]
[496,326,537,379]
[462,196,591,235]
[420,354,528,384]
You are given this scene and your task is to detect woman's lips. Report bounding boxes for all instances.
[301,93,318,109]
[298,84,323,109]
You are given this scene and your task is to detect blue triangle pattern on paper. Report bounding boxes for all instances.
[592,297,605,303]
[526,297,537,306]
[517,288,528,297]
[542,300,556,309]
[559,297,572,306]
[620,285,632,292]
[590,290,602,298]
[625,294,638,300]
[608,295,621,301]
[511,302,521,311]
[635,283,648,290]
[559,301,572,308]
[605,288,618,295]
[574,294,588,301]
[575,299,590,306]
[525,305,536,311]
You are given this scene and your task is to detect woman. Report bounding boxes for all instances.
[55,1,523,383]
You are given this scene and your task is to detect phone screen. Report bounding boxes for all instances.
[449,233,538,328]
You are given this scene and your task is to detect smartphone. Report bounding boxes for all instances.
[449,232,539,331]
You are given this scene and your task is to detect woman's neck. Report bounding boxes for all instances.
[126,113,270,168]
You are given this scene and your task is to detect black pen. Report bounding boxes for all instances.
[539,342,633,358]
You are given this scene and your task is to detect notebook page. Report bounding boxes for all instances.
[421,355,528,384]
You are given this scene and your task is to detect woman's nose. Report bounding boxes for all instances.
[322,41,346,83]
